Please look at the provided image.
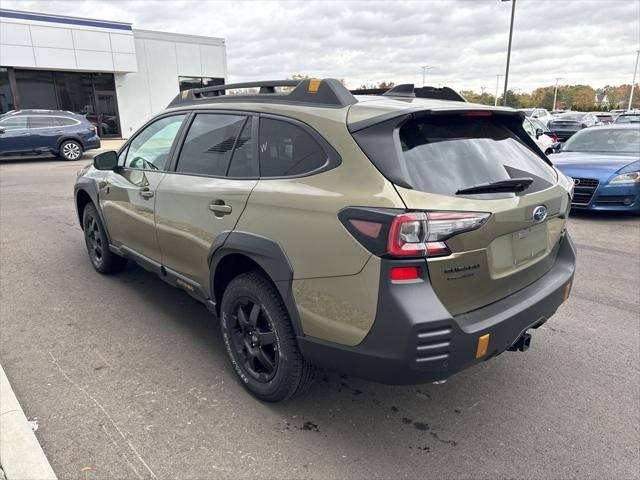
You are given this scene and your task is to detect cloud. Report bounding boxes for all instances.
[3,0,639,92]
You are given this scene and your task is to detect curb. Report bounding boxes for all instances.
[0,363,56,480]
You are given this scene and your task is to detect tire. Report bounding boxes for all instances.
[220,271,316,402]
[59,140,83,161]
[82,203,127,274]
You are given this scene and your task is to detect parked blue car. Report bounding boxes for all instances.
[552,124,640,213]
[0,110,101,160]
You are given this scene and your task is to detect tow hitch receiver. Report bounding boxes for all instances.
[509,332,532,352]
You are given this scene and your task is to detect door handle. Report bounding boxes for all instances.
[139,188,154,199]
[208,202,232,215]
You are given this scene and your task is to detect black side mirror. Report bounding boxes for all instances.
[93,150,118,170]
[535,128,544,139]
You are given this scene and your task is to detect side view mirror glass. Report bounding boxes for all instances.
[93,150,118,170]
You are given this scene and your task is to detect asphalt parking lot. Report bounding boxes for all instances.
[1,154,638,479]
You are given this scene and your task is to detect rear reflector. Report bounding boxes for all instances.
[349,219,382,239]
[476,333,490,358]
[390,266,419,281]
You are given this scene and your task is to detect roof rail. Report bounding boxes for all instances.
[350,84,467,103]
[167,78,357,109]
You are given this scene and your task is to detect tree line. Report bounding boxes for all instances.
[460,84,640,111]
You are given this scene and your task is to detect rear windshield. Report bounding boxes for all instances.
[556,113,585,121]
[398,116,557,197]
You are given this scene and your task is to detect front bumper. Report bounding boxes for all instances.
[572,182,640,212]
[298,233,576,384]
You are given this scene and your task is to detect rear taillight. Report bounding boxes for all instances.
[88,125,97,133]
[339,208,490,259]
[548,133,558,143]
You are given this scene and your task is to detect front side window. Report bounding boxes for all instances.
[398,115,557,198]
[125,115,186,170]
[523,119,535,136]
[259,118,327,177]
[0,116,28,130]
[176,113,248,177]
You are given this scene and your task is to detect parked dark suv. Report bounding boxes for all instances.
[0,110,101,160]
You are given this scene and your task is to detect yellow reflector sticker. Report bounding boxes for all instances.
[308,79,321,93]
[563,282,572,302]
[476,333,490,359]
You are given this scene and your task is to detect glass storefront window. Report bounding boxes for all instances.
[53,72,95,117]
[0,68,15,114]
[179,76,224,91]
[15,70,57,109]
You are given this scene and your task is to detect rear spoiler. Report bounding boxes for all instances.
[350,84,467,102]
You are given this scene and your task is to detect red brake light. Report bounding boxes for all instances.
[387,212,428,256]
[463,111,492,117]
[390,266,420,281]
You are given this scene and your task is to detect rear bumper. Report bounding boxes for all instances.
[298,233,576,384]
[83,134,101,151]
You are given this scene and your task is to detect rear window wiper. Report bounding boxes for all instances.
[456,177,534,195]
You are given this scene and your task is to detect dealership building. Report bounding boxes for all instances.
[0,9,227,137]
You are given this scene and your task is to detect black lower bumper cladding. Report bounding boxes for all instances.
[298,234,576,384]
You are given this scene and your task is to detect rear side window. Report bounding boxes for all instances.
[259,118,327,177]
[54,117,79,127]
[177,114,250,177]
[398,116,557,197]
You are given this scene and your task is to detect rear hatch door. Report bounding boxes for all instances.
[352,109,571,315]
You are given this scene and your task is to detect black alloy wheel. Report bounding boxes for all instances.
[228,297,279,382]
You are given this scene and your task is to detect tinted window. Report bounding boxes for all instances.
[125,115,186,170]
[29,116,55,128]
[0,68,15,113]
[54,117,79,127]
[228,117,257,177]
[177,114,246,176]
[15,70,57,109]
[0,116,27,130]
[398,116,557,198]
[259,118,327,177]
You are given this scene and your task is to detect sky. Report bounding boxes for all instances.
[2,0,639,94]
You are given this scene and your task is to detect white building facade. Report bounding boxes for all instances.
[0,9,227,137]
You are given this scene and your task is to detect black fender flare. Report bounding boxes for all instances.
[209,231,304,337]
[74,177,112,245]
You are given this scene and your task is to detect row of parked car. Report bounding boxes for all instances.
[520,107,639,142]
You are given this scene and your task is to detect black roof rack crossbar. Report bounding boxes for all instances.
[350,84,467,103]
[167,78,357,108]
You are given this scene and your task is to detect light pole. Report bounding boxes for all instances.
[421,65,434,87]
[628,49,640,110]
[495,74,503,106]
[501,0,516,106]
[553,77,564,111]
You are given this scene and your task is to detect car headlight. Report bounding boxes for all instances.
[610,171,640,184]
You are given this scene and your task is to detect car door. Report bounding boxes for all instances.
[28,116,60,152]
[100,113,187,263]
[0,116,30,154]
[155,112,258,290]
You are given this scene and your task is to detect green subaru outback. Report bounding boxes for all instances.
[74,79,576,402]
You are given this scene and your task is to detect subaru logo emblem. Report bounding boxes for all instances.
[533,205,547,222]
[573,178,581,186]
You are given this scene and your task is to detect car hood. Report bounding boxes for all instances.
[551,152,639,179]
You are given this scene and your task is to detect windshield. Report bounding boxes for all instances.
[557,113,585,121]
[398,116,557,198]
[615,114,640,124]
[563,128,640,154]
